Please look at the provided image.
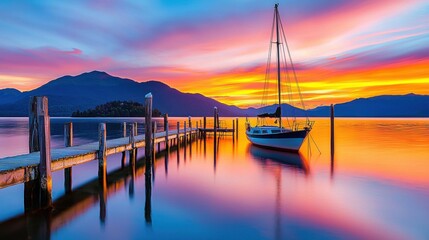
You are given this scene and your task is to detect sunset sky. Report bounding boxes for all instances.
[0,0,428,108]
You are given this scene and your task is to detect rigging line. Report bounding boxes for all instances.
[279,44,292,129]
[280,40,295,124]
[278,15,310,124]
[261,8,276,109]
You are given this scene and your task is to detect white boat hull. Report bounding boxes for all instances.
[245,128,308,151]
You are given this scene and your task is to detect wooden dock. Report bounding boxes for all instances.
[0,128,196,189]
[0,94,238,212]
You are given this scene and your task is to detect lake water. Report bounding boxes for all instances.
[0,117,428,239]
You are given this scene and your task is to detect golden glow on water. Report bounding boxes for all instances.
[0,117,428,239]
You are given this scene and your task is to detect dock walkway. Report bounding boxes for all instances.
[0,128,196,189]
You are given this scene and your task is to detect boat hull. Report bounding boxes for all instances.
[246,130,308,152]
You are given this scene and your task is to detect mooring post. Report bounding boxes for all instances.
[98,123,107,185]
[330,104,335,160]
[121,122,127,168]
[164,114,169,149]
[236,118,239,137]
[203,116,207,138]
[196,121,199,139]
[37,97,52,209]
[214,107,218,141]
[133,122,138,157]
[184,121,187,145]
[64,122,73,194]
[189,117,193,141]
[26,96,53,209]
[145,93,153,164]
[153,121,157,157]
[98,124,107,224]
[176,122,180,146]
[129,123,136,166]
[232,119,235,140]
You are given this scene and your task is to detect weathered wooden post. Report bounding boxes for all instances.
[236,118,239,138]
[203,116,207,138]
[64,122,73,194]
[214,107,218,140]
[129,123,136,166]
[98,123,107,223]
[232,119,235,139]
[26,96,52,210]
[188,116,192,141]
[330,104,335,160]
[164,114,169,149]
[154,121,160,152]
[121,122,127,168]
[145,93,153,163]
[176,122,180,147]
[98,123,107,185]
[38,97,52,209]
[184,121,187,145]
[196,121,199,139]
[134,122,138,157]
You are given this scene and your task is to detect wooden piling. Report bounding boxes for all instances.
[121,122,127,168]
[129,123,136,165]
[98,123,107,184]
[189,117,192,141]
[26,97,41,211]
[235,118,238,137]
[145,93,153,162]
[203,116,207,138]
[64,122,73,194]
[26,96,53,209]
[184,121,187,145]
[98,124,107,223]
[38,97,52,208]
[177,122,180,147]
[164,114,169,148]
[232,119,235,141]
[153,121,157,156]
[214,107,218,141]
[330,104,335,159]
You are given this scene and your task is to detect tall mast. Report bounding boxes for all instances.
[275,4,282,128]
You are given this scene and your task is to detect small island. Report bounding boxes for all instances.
[72,101,162,117]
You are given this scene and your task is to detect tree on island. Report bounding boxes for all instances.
[72,101,162,117]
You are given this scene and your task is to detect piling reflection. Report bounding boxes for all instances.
[0,142,184,238]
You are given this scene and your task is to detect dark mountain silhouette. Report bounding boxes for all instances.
[0,71,242,116]
[0,71,427,117]
[307,94,429,117]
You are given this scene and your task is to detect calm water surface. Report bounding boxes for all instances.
[0,117,428,239]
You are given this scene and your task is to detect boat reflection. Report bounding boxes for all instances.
[248,145,310,175]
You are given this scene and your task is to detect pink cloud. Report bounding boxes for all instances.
[0,47,113,90]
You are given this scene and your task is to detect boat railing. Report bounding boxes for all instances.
[292,120,315,131]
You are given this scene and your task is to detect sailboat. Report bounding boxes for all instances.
[245,4,314,152]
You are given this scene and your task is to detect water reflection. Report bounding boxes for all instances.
[248,145,310,175]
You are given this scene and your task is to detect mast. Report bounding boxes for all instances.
[275,4,282,128]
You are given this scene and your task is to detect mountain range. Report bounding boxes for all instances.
[0,71,428,117]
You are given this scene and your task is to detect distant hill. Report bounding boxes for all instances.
[307,94,429,117]
[0,71,242,117]
[0,71,427,117]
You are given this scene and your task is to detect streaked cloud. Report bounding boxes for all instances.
[0,0,428,107]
